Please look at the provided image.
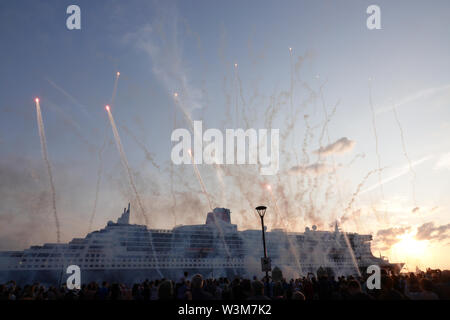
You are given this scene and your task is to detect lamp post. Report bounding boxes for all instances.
[256,206,270,281]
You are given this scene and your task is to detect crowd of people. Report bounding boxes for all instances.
[1,269,449,301]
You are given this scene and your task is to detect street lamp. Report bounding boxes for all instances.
[256,206,270,281]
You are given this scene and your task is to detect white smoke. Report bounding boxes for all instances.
[313,137,355,157]
[123,6,204,115]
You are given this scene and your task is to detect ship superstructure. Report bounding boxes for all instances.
[0,205,402,285]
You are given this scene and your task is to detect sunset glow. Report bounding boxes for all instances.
[392,233,428,260]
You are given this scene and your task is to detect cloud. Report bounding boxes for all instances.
[313,137,355,156]
[375,226,411,249]
[122,5,203,114]
[416,222,450,241]
[288,163,335,175]
[339,208,362,225]
[435,152,450,170]
[359,155,432,195]
[376,84,450,115]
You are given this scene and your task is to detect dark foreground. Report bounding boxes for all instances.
[2,268,449,301]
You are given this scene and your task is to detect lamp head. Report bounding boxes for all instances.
[255,206,267,218]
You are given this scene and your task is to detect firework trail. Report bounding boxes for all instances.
[301,112,322,225]
[223,165,258,222]
[392,105,418,212]
[111,72,120,106]
[173,92,195,129]
[233,63,239,127]
[368,81,386,219]
[316,87,364,274]
[342,230,362,277]
[309,85,341,222]
[213,162,227,206]
[264,92,283,129]
[280,114,299,201]
[106,105,164,278]
[187,154,238,273]
[318,86,344,204]
[343,168,384,217]
[274,175,294,228]
[169,165,178,226]
[172,166,199,194]
[45,78,91,121]
[170,104,178,226]
[188,149,214,211]
[89,71,123,232]
[280,54,306,187]
[234,63,250,128]
[173,92,226,210]
[105,106,148,225]
[301,114,312,164]
[35,98,61,243]
[41,100,97,153]
[346,153,366,167]
[88,136,108,233]
[318,97,339,151]
[290,87,317,217]
[265,184,303,275]
[265,184,281,227]
[340,167,387,274]
[260,89,300,225]
[222,75,234,128]
[289,47,294,117]
[119,125,160,171]
[174,92,237,272]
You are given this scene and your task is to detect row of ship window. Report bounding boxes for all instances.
[17,255,358,263]
[9,261,360,269]
[10,263,244,269]
[18,257,243,263]
[21,253,106,258]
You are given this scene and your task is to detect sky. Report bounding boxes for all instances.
[0,0,449,271]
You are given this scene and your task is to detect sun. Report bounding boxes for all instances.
[392,233,428,259]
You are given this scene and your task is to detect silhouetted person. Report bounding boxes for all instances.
[346,280,373,300]
[378,276,406,300]
[272,281,285,300]
[191,274,213,300]
[97,281,109,300]
[406,278,438,300]
[110,283,122,300]
[158,280,174,300]
[248,280,270,300]
[292,290,306,300]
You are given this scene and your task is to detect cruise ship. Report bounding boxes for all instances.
[0,204,402,285]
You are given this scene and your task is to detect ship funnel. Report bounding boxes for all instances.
[117,203,130,224]
[206,208,231,225]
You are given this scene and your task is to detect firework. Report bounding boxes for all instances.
[105,105,148,225]
[106,105,164,278]
[35,98,61,243]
